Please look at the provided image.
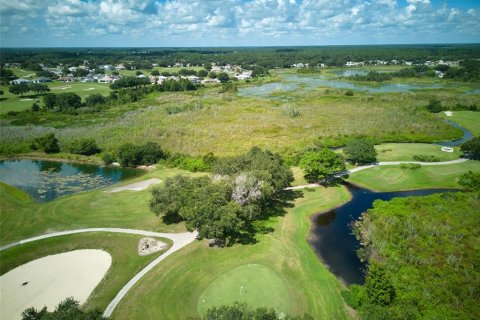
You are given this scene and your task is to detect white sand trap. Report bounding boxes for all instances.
[52,86,72,90]
[84,87,96,91]
[0,249,111,320]
[106,178,161,193]
[444,111,453,116]
[19,98,34,101]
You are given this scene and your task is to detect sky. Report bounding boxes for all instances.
[0,0,479,47]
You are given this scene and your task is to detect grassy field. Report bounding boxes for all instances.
[375,143,462,161]
[0,167,204,244]
[441,111,480,136]
[0,82,111,115]
[0,232,171,312]
[347,160,480,191]
[197,264,291,315]
[112,186,351,319]
[3,69,479,156]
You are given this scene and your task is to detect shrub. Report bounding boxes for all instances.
[461,137,480,159]
[68,138,100,156]
[365,263,395,306]
[116,142,164,167]
[345,90,354,96]
[101,152,115,165]
[282,105,301,118]
[31,133,60,154]
[458,171,480,190]
[412,154,441,162]
[400,163,421,170]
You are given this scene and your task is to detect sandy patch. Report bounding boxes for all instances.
[106,178,161,193]
[84,87,96,91]
[51,86,72,90]
[19,98,34,101]
[444,111,453,116]
[0,249,111,320]
[138,237,167,256]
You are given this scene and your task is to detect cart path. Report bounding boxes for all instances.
[285,158,470,190]
[105,178,162,193]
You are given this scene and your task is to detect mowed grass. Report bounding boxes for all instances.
[0,167,200,244]
[0,232,171,312]
[112,186,351,319]
[0,82,111,114]
[347,160,480,191]
[375,143,462,161]
[441,111,480,136]
[197,264,291,315]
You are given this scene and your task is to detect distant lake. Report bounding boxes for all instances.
[308,184,458,284]
[0,159,140,202]
[237,73,478,97]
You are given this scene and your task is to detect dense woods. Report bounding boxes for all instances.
[348,192,480,319]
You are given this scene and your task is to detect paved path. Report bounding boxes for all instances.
[0,228,198,318]
[106,178,162,193]
[285,158,470,190]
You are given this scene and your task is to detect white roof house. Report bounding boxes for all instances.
[98,75,114,83]
[10,78,31,84]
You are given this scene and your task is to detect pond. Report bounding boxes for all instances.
[0,159,140,202]
[237,74,477,97]
[308,183,458,285]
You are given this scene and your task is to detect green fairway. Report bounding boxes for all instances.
[197,264,290,315]
[375,143,462,161]
[0,167,202,244]
[0,82,111,114]
[112,186,351,319]
[347,160,480,191]
[0,232,171,312]
[441,111,480,136]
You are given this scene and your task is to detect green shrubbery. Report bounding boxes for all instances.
[204,303,312,320]
[30,133,60,154]
[67,138,100,156]
[116,142,165,167]
[458,171,480,190]
[412,154,441,162]
[22,298,105,320]
[399,163,421,170]
[350,192,480,319]
[461,137,480,159]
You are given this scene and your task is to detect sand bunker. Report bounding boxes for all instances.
[19,98,34,101]
[106,178,161,193]
[0,249,111,320]
[84,87,96,91]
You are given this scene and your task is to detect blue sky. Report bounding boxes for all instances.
[0,0,479,47]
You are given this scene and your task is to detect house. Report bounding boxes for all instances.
[148,75,157,84]
[80,76,95,83]
[98,75,114,83]
[346,61,364,67]
[186,75,200,83]
[102,65,114,71]
[157,76,167,84]
[58,76,74,82]
[32,76,52,83]
[435,70,444,78]
[201,78,221,84]
[137,74,146,78]
[68,66,78,72]
[10,78,31,84]
[115,64,125,70]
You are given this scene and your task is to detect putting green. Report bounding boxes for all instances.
[197,264,290,315]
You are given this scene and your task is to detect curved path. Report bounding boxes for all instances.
[0,228,198,318]
[285,158,470,190]
[105,178,162,193]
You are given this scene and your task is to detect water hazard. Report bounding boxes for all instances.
[308,183,458,284]
[0,159,140,202]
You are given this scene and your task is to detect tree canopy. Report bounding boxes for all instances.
[22,297,105,320]
[299,148,345,183]
[343,139,377,164]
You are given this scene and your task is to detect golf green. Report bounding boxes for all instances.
[197,263,290,315]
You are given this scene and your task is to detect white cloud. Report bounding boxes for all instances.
[0,0,479,46]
